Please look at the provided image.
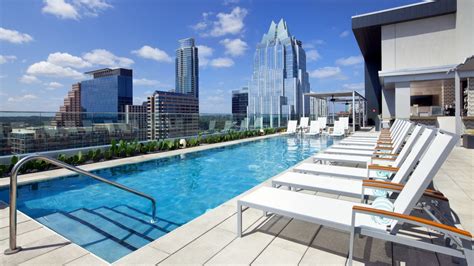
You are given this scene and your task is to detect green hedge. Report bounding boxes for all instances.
[0,129,281,177]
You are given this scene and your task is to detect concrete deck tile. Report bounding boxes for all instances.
[65,254,109,266]
[158,227,236,265]
[0,227,57,251]
[113,245,169,265]
[0,212,30,228]
[216,206,264,233]
[252,219,319,265]
[301,226,351,265]
[0,220,42,241]
[350,234,392,265]
[19,243,88,265]
[205,216,291,265]
[0,235,70,266]
[149,204,236,254]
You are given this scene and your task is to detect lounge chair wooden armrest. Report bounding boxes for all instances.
[373,152,398,157]
[368,164,399,172]
[352,206,470,239]
[371,156,397,161]
[375,146,393,150]
[362,180,447,201]
[377,141,392,144]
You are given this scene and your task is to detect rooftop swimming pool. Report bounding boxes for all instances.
[0,135,333,262]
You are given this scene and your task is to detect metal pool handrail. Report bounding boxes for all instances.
[4,154,157,255]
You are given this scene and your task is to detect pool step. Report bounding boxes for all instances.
[69,209,152,249]
[92,206,176,239]
[37,206,174,263]
[37,211,134,262]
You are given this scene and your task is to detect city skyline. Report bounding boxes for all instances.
[0,0,420,113]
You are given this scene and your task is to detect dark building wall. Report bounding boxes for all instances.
[364,58,382,128]
[232,92,248,114]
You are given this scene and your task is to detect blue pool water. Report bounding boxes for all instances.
[0,136,333,262]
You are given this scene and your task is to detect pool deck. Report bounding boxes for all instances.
[0,135,473,265]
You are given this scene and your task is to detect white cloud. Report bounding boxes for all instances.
[20,75,41,84]
[8,94,38,102]
[211,7,247,36]
[26,61,85,79]
[197,45,213,67]
[44,81,64,90]
[220,38,247,57]
[74,0,112,16]
[306,50,320,62]
[336,55,363,66]
[83,49,134,67]
[339,30,350,38]
[309,66,342,79]
[132,45,172,63]
[0,27,33,44]
[193,7,247,37]
[342,82,364,90]
[0,55,17,64]
[42,0,112,20]
[42,0,80,19]
[210,57,234,68]
[133,78,159,86]
[47,52,92,68]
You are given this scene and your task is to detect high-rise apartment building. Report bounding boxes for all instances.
[147,91,199,140]
[248,19,310,128]
[52,83,82,127]
[232,87,248,123]
[176,38,199,100]
[125,103,148,140]
[81,68,133,121]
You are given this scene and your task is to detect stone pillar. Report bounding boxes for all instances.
[395,82,411,119]
[442,79,455,107]
[381,87,395,119]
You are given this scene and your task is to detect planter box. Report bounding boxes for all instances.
[462,134,474,149]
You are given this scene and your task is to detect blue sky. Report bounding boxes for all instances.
[0,0,418,113]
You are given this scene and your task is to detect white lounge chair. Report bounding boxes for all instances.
[339,117,349,132]
[350,119,401,138]
[317,117,327,130]
[305,120,320,136]
[339,120,409,145]
[329,121,345,137]
[315,124,423,166]
[274,127,436,200]
[331,121,412,152]
[299,117,309,131]
[237,131,471,265]
[294,126,433,180]
[223,120,233,132]
[286,120,297,134]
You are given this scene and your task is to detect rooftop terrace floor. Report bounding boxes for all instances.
[0,139,472,265]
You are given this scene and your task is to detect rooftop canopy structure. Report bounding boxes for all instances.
[305,91,367,132]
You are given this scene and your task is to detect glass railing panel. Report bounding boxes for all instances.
[0,111,292,156]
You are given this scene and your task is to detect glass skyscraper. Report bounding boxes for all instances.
[81,68,133,121]
[248,19,310,128]
[176,38,199,100]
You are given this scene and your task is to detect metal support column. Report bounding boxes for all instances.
[455,70,461,145]
[352,91,356,132]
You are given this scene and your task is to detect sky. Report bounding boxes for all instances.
[0,0,419,113]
